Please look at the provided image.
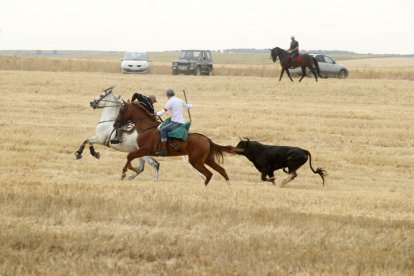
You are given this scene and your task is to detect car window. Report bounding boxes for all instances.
[315,55,324,62]
[180,51,203,59]
[206,51,212,60]
[324,56,334,64]
[180,51,193,59]
[124,53,147,61]
[193,51,202,59]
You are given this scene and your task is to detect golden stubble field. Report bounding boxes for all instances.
[0,68,413,274]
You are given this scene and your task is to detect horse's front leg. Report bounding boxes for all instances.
[279,69,285,81]
[88,145,100,159]
[286,69,294,82]
[75,139,89,159]
[121,149,148,180]
[75,135,102,159]
[87,135,102,159]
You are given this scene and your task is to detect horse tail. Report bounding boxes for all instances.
[305,150,327,186]
[312,57,321,77]
[209,140,236,164]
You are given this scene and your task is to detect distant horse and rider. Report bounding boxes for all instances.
[270,35,321,82]
[74,87,160,180]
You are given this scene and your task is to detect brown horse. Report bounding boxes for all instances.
[114,101,235,185]
[270,47,321,82]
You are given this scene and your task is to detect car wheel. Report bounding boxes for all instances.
[338,70,347,79]
[194,66,201,76]
[208,67,213,76]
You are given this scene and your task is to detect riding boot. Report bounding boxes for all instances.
[110,128,123,144]
[158,141,168,156]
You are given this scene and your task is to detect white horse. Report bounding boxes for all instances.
[75,87,160,180]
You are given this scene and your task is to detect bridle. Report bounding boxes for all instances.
[270,48,280,62]
[90,87,123,109]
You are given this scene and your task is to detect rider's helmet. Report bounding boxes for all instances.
[166,88,175,97]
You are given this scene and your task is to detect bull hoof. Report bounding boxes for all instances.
[75,152,82,160]
[93,152,100,159]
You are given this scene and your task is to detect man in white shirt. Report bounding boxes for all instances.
[156,88,192,156]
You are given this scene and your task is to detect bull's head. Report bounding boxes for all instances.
[234,137,250,154]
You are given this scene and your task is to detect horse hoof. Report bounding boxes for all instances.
[120,173,126,180]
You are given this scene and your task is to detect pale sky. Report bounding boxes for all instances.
[1,0,413,54]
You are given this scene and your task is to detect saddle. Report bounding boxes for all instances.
[158,118,191,141]
[294,55,302,62]
[289,54,302,69]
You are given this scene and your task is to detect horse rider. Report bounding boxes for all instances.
[155,88,192,156]
[110,93,157,144]
[132,92,157,114]
[287,35,299,63]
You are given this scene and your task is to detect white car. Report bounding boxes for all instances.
[291,54,348,79]
[121,52,151,73]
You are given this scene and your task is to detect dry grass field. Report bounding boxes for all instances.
[0,60,413,274]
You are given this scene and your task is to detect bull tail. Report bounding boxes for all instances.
[209,140,236,164]
[312,57,321,77]
[305,150,327,186]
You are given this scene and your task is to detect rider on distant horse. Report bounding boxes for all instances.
[110,93,157,144]
[155,88,192,156]
[287,35,299,63]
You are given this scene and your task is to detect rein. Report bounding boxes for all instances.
[92,88,122,108]
[130,116,160,132]
[98,119,115,124]
[93,100,122,109]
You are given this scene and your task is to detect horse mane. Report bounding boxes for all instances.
[275,47,285,53]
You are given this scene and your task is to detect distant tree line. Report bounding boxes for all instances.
[1,49,412,57]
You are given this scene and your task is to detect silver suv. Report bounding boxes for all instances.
[172,50,213,76]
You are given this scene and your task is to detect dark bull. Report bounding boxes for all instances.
[235,138,327,187]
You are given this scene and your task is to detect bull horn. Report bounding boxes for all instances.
[242,137,250,141]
